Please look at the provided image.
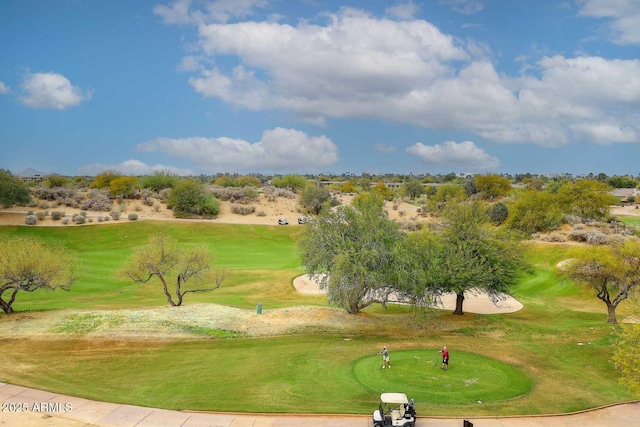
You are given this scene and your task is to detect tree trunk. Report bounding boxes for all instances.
[606,303,618,324]
[0,297,14,314]
[0,288,19,314]
[453,292,465,315]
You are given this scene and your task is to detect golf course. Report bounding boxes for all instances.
[0,220,636,416]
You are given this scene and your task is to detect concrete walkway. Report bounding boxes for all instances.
[1,383,639,427]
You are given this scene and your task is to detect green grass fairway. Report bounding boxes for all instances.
[353,350,533,404]
[619,216,640,230]
[0,224,635,416]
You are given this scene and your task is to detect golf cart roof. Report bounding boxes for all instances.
[381,393,409,404]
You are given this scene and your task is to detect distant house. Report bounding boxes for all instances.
[17,168,46,182]
[611,188,640,202]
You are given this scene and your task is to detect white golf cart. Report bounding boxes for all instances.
[373,392,416,427]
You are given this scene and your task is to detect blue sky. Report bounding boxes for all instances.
[1,0,640,177]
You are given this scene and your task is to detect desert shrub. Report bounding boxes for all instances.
[73,214,86,225]
[488,202,509,225]
[27,210,34,215]
[263,186,296,201]
[475,174,511,199]
[507,190,563,233]
[128,213,138,221]
[38,202,49,209]
[157,188,171,203]
[214,175,261,187]
[540,232,565,242]
[90,170,122,189]
[392,204,399,210]
[143,197,154,206]
[98,216,105,222]
[210,185,258,203]
[235,175,262,187]
[256,210,266,217]
[43,175,69,189]
[399,220,423,231]
[109,176,140,198]
[110,210,121,220]
[51,211,64,220]
[398,210,406,217]
[402,179,425,199]
[25,215,37,225]
[140,170,180,191]
[213,175,235,187]
[564,214,583,225]
[168,178,220,218]
[35,211,46,221]
[372,182,394,201]
[0,169,32,208]
[272,175,307,193]
[34,186,77,201]
[231,205,256,215]
[299,184,333,215]
[568,229,608,244]
[339,181,358,194]
[82,189,113,212]
[61,218,69,225]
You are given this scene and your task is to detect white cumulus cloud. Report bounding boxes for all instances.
[578,0,640,45]
[18,72,92,110]
[137,127,338,173]
[406,140,499,170]
[0,81,9,94]
[154,0,269,25]
[439,0,485,15]
[79,160,194,176]
[385,1,420,20]
[159,4,640,147]
[374,143,397,153]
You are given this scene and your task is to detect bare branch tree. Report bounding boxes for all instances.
[119,234,224,306]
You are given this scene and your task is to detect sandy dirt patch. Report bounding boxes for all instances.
[0,193,422,227]
[0,304,378,340]
[293,274,524,314]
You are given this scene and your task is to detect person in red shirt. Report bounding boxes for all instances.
[439,346,449,370]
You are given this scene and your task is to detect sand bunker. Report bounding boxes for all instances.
[293,274,523,314]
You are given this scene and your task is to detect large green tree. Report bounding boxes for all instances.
[435,200,528,315]
[0,237,77,314]
[0,169,31,208]
[298,193,403,313]
[561,239,640,324]
[474,174,511,199]
[119,234,225,307]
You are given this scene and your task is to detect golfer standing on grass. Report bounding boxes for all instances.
[379,346,391,369]
[439,346,449,370]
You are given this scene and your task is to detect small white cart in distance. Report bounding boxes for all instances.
[373,392,416,427]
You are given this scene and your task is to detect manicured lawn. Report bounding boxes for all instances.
[0,223,635,415]
[619,215,640,230]
[353,350,533,404]
[0,221,306,310]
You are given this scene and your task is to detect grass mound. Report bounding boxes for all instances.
[353,350,533,404]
